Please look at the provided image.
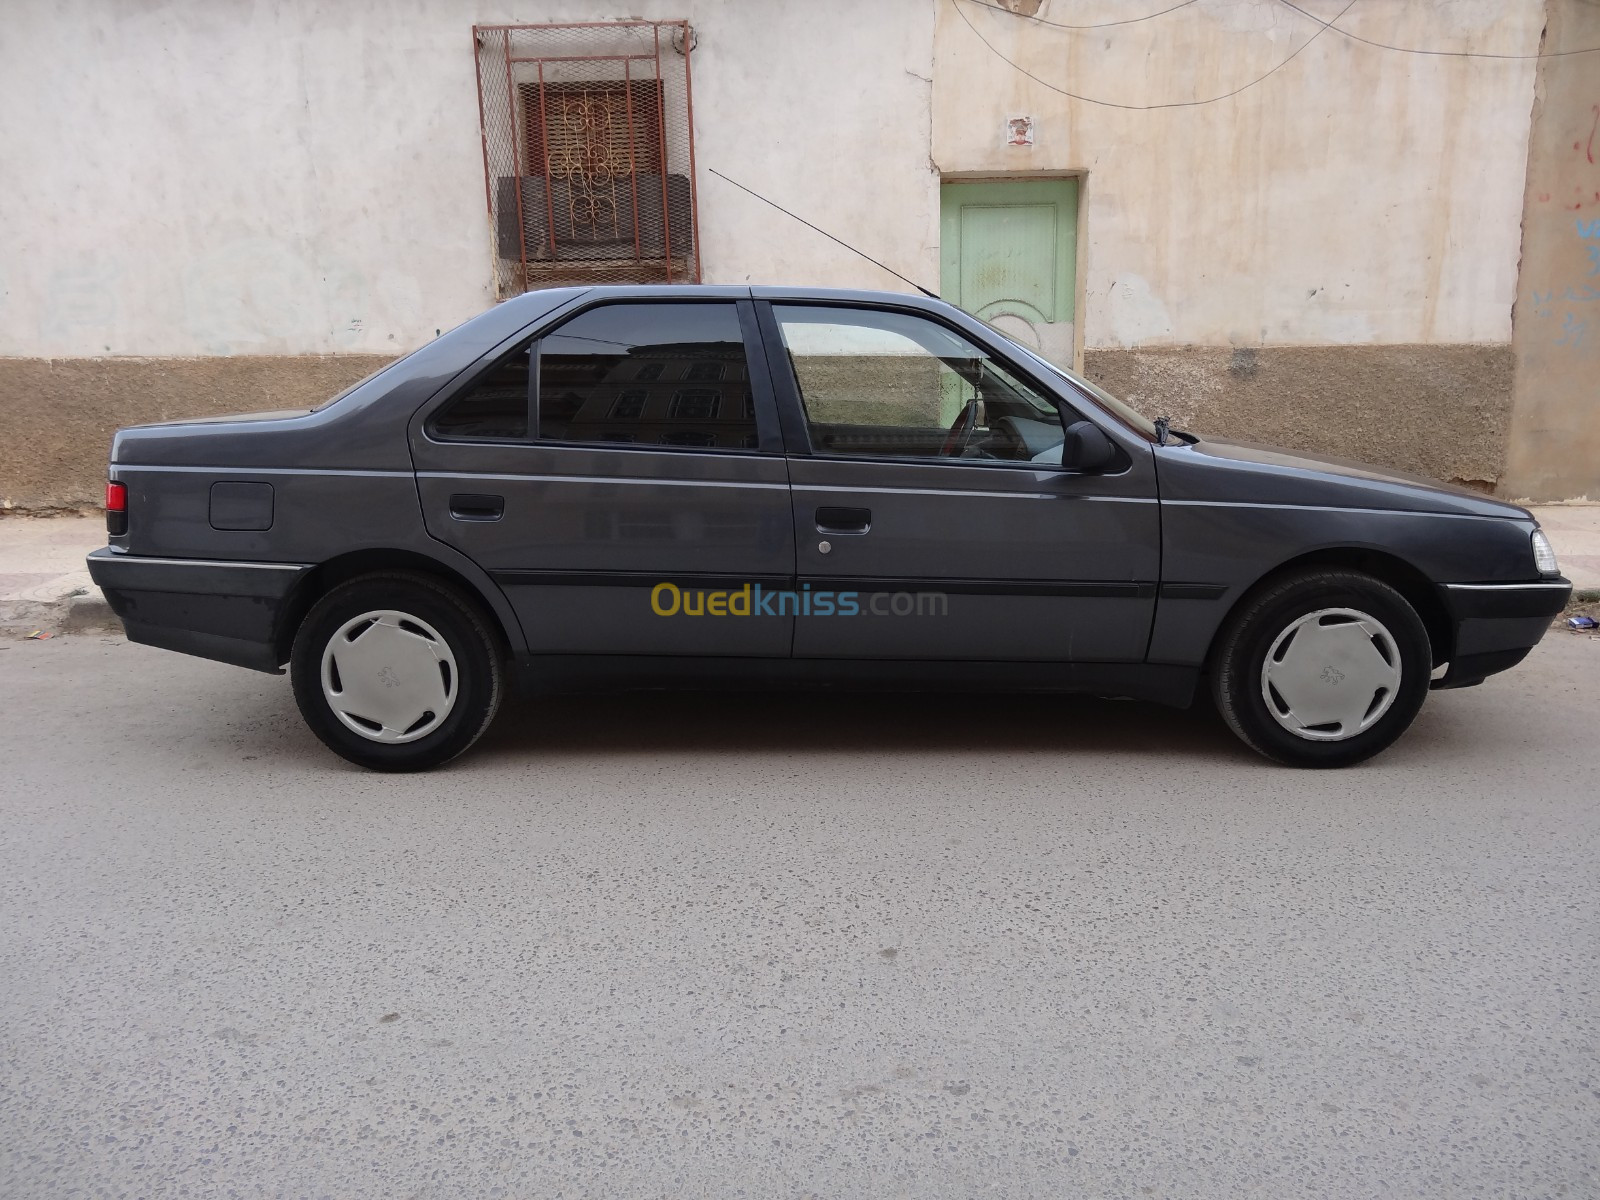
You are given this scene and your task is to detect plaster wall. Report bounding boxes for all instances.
[0,0,936,360]
[933,0,1543,349]
[1084,344,1513,490]
[0,356,395,511]
[0,0,1576,508]
[1502,0,1600,501]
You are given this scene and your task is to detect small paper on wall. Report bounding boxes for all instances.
[1005,115,1034,147]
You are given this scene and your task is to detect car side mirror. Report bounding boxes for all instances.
[1060,419,1118,473]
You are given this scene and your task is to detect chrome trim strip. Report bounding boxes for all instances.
[96,555,309,571]
[417,471,789,491]
[794,484,1154,503]
[492,567,1159,598]
[1163,499,1515,520]
[111,464,413,478]
[1443,581,1570,591]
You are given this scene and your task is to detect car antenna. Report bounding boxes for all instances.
[708,168,941,300]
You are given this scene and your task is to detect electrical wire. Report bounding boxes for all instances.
[708,168,940,297]
[1274,0,1600,60]
[957,0,1201,31]
[959,0,1600,63]
[950,0,1358,111]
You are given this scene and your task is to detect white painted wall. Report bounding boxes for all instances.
[0,0,936,357]
[933,0,1543,349]
[0,0,1545,359]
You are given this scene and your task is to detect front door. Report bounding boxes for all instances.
[411,298,795,658]
[760,301,1157,663]
[940,178,1078,369]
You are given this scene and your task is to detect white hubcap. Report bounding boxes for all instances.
[1260,607,1402,742]
[320,610,458,743]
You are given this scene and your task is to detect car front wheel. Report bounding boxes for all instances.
[290,572,503,771]
[1211,569,1432,767]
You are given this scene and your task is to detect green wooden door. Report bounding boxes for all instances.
[940,178,1078,368]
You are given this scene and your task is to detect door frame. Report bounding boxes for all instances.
[749,292,1161,665]
[406,290,799,659]
[938,172,1088,373]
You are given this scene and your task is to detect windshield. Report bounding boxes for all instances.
[974,318,1161,441]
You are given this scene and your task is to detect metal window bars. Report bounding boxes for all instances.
[474,21,702,297]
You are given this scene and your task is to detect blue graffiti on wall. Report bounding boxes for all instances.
[1527,219,1600,347]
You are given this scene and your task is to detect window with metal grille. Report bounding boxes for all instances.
[474,21,702,297]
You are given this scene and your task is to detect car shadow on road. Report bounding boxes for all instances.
[473,686,1249,765]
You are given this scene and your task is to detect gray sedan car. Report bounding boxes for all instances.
[88,285,1570,771]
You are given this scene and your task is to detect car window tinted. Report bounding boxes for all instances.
[538,303,758,451]
[430,340,532,440]
[772,305,1067,463]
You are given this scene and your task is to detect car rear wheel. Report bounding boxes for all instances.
[1211,569,1432,767]
[291,572,502,771]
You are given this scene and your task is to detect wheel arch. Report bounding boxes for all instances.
[1209,547,1453,671]
[272,547,524,667]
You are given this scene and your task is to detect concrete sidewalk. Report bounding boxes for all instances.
[1527,504,1600,594]
[3,505,1598,637]
[0,516,116,634]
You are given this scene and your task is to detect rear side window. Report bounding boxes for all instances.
[537,303,757,451]
[430,341,532,440]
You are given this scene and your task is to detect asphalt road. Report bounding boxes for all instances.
[2,634,1597,1199]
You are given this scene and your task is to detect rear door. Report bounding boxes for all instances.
[756,298,1158,663]
[410,296,795,657]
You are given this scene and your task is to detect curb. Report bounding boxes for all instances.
[62,591,122,635]
[0,585,122,638]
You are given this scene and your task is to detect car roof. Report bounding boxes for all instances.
[520,283,947,311]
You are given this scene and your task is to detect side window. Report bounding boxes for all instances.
[429,341,532,440]
[538,303,758,451]
[772,305,1067,463]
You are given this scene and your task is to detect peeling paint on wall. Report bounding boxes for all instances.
[1504,0,1600,500]
[1105,275,1174,348]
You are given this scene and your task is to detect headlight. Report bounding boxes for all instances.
[1531,529,1559,576]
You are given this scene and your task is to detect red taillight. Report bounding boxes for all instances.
[106,480,127,536]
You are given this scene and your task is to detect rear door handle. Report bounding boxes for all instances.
[816,506,871,534]
[449,493,505,522]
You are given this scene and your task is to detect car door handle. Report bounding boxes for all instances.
[448,493,505,522]
[816,506,871,534]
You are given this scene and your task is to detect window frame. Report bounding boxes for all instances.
[422,336,537,446]
[473,22,703,294]
[424,297,785,456]
[755,298,1096,470]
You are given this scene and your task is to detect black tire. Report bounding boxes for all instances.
[290,572,503,771]
[1210,569,1432,768]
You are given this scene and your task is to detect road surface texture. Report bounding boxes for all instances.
[2,634,1596,1198]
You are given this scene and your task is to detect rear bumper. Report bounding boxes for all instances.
[86,548,311,673]
[1432,578,1571,689]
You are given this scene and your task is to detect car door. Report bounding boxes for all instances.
[756,298,1158,662]
[411,296,795,657]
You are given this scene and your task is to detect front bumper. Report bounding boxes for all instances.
[1432,578,1572,689]
[87,548,312,673]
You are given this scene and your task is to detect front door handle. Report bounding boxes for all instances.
[816,506,871,534]
[449,493,505,522]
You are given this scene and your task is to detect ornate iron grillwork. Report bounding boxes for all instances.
[474,21,702,297]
